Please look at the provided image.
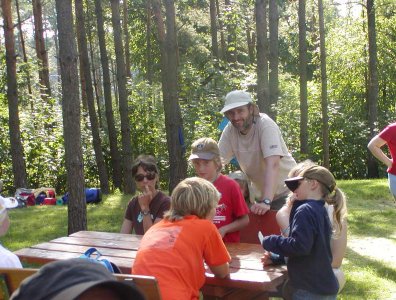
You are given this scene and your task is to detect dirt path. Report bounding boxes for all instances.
[348,235,396,268]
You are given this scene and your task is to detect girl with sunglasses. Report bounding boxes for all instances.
[261,165,347,300]
[270,161,347,294]
[120,155,170,235]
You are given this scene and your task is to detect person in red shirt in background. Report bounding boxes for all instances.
[132,177,230,300]
[368,122,396,202]
[189,137,249,242]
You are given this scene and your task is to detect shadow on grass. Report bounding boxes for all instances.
[340,247,396,299]
[348,209,396,238]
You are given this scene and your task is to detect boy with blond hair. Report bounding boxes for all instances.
[132,177,230,300]
[189,137,249,242]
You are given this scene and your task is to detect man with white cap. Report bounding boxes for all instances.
[218,90,296,215]
[0,195,22,268]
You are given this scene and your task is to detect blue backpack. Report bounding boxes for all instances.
[79,247,121,273]
[62,188,102,204]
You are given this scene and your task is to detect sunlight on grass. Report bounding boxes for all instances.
[2,179,396,299]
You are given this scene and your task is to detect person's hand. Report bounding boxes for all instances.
[261,251,273,267]
[285,194,296,208]
[250,202,270,215]
[218,226,227,238]
[386,158,393,169]
[138,185,153,212]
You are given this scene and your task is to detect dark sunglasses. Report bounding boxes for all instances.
[134,173,156,182]
[285,179,303,192]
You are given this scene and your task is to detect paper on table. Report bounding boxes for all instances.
[258,231,264,244]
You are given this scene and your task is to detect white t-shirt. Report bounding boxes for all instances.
[0,244,23,268]
[219,113,296,199]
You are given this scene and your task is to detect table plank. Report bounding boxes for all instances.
[18,242,137,259]
[50,236,140,250]
[70,231,143,242]
[14,231,288,294]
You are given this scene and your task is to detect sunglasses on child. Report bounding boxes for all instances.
[284,177,305,192]
[134,173,156,182]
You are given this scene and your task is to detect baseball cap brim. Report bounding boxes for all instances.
[284,176,304,192]
[52,281,145,300]
[220,101,250,113]
[188,152,216,160]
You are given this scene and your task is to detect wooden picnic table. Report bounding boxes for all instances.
[14,231,287,300]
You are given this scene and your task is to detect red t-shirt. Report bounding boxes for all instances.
[379,122,396,175]
[132,216,231,300]
[213,174,249,242]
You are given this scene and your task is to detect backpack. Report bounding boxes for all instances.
[79,248,121,273]
[62,188,102,204]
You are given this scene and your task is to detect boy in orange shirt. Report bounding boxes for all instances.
[132,177,230,300]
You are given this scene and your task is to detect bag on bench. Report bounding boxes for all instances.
[79,248,121,274]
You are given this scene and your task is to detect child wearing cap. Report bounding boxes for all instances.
[0,196,22,268]
[189,137,249,243]
[261,165,345,300]
[272,160,347,292]
[132,177,230,300]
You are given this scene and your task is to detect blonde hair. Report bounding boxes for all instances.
[288,159,315,178]
[164,177,220,221]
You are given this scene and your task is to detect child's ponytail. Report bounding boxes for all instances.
[325,187,347,236]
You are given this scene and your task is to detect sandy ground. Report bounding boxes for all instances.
[348,234,396,268]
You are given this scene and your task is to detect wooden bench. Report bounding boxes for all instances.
[239,211,281,244]
[0,268,162,300]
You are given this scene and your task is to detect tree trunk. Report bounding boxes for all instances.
[76,23,88,111]
[123,0,132,78]
[146,0,153,84]
[52,8,62,87]
[216,0,226,60]
[94,0,122,190]
[75,0,110,194]
[15,0,32,96]
[366,0,379,178]
[318,0,329,168]
[110,0,135,194]
[152,0,187,193]
[55,0,87,234]
[86,14,103,129]
[246,17,255,64]
[32,0,51,97]
[268,0,279,120]
[2,0,28,190]
[256,0,269,114]
[210,0,219,59]
[224,0,236,63]
[298,0,309,154]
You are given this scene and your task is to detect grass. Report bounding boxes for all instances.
[2,179,396,299]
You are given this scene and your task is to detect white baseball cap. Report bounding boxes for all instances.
[220,90,259,115]
[0,196,18,209]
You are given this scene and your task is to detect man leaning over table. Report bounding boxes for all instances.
[218,90,297,215]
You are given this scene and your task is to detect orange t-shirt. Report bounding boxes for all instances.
[132,215,231,300]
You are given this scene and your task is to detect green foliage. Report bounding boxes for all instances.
[1,0,396,194]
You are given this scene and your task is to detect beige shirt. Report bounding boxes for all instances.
[219,113,296,200]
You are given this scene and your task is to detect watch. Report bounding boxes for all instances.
[258,198,271,206]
